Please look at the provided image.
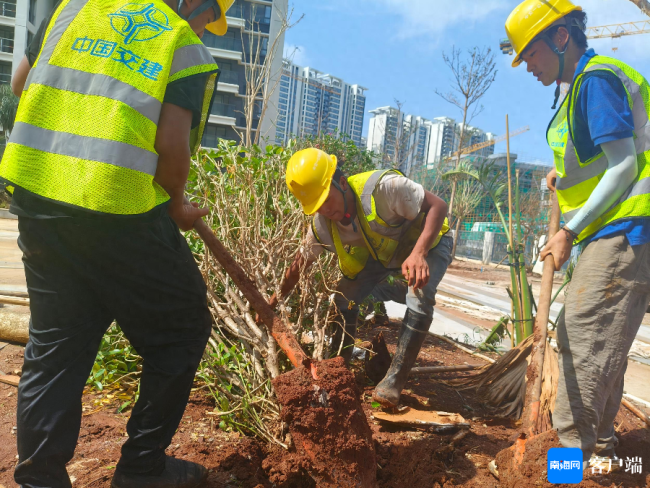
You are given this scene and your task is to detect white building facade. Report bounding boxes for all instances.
[367,107,495,175]
[275,59,367,147]
[2,0,57,83]
[199,0,287,148]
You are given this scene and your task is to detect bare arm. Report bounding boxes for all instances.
[11,56,31,97]
[154,102,207,230]
[402,190,449,289]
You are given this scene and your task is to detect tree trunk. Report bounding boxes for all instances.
[629,0,650,16]
[447,180,457,230]
[451,216,463,260]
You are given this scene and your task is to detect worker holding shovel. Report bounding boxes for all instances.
[0,1,233,487]
[270,148,451,408]
[506,0,650,469]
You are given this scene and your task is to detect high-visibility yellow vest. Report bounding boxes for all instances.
[547,54,650,242]
[0,0,218,215]
[312,169,450,279]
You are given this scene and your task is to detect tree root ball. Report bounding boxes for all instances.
[271,356,377,488]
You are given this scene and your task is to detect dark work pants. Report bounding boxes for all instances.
[14,211,212,488]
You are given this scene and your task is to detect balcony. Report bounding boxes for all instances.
[211,102,237,118]
[202,33,242,53]
[0,2,15,18]
[0,72,9,84]
[0,37,13,53]
[219,70,239,85]
[225,4,243,18]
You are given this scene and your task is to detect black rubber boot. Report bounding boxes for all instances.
[372,310,431,407]
[331,308,359,364]
[111,456,208,488]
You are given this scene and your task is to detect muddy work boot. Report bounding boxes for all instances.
[111,456,208,488]
[372,310,431,407]
[331,308,359,364]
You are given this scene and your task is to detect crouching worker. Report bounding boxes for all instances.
[271,148,451,407]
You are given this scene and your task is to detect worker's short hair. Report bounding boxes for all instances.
[560,10,588,49]
[332,168,346,185]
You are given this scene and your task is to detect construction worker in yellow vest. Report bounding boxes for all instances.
[272,148,451,408]
[506,0,650,470]
[0,1,233,486]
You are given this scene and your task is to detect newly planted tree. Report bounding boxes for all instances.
[436,46,497,253]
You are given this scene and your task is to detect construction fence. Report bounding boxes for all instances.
[453,230,538,266]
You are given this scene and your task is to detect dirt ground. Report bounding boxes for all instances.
[0,317,647,488]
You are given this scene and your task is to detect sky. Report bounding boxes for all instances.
[283,0,650,166]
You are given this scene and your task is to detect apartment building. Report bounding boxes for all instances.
[367,107,495,175]
[275,59,367,147]
[1,0,57,83]
[200,0,287,148]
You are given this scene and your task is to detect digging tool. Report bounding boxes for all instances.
[522,194,561,436]
[489,196,562,480]
[192,218,377,488]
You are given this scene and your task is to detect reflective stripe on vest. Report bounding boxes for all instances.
[547,54,650,242]
[312,169,450,279]
[0,0,218,215]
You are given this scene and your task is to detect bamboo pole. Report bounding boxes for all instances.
[0,312,30,344]
[523,195,561,437]
[622,398,650,427]
[409,364,481,375]
[515,170,533,338]
[0,296,29,307]
[505,115,524,344]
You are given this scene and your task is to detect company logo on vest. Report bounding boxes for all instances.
[109,3,172,44]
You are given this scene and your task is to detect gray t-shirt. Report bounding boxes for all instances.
[303,174,425,260]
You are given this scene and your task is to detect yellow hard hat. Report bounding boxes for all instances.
[286,148,338,215]
[205,0,235,36]
[505,0,582,67]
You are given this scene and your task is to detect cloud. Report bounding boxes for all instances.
[283,43,309,66]
[368,0,507,40]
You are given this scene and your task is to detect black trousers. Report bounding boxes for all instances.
[14,211,212,488]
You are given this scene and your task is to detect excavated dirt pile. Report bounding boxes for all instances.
[270,356,377,488]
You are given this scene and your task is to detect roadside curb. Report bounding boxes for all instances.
[0,209,16,220]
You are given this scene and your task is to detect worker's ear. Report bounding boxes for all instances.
[553,25,570,50]
[339,176,349,190]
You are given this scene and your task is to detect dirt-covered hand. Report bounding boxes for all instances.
[546,167,557,192]
[539,229,572,271]
[402,251,430,290]
[168,200,209,231]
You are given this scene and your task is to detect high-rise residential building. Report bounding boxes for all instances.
[3,0,56,84]
[275,59,367,147]
[2,1,286,148]
[367,107,495,175]
[200,0,287,148]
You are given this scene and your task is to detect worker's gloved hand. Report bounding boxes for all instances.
[401,251,430,290]
[546,167,557,192]
[168,199,209,231]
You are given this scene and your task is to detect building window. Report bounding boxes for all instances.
[28,0,36,24]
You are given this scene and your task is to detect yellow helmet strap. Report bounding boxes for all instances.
[177,0,221,23]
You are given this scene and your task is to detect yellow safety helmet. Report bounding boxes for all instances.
[286,148,338,215]
[179,0,235,36]
[505,0,582,67]
[206,0,235,36]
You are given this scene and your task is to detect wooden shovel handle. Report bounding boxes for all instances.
[193,218,309,369]
[524,195,561,436]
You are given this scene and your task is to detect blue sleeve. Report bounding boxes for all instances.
[577,72,634,146]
